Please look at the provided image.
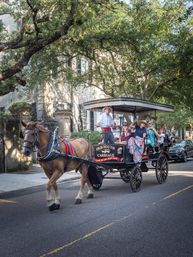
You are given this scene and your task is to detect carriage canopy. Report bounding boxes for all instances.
[83,97,174,113]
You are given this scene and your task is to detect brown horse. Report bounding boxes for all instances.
[22,121,94,211]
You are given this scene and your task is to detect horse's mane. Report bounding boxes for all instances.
[24,121,49,133]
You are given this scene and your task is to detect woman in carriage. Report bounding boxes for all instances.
[127,119,147,163]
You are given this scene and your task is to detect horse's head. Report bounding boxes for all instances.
[22,121,49,156]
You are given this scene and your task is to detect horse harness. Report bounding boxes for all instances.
[24,127,76,171]
[23,127,40,152]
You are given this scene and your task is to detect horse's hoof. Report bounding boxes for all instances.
[49,203,58,211]
[87,194,94,199]
[55,204,60,210]
[75,198,82,204]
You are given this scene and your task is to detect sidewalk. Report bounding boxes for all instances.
[0,164,80,194]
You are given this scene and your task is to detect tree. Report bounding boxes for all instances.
[0,0,120,94]
[47,0,193,109]
[69,0,193,106]
[156,106,193,139]
[0,0,193,111]
[157,108,192,129]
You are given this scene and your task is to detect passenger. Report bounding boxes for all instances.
[164,125,173,145]
[120,122,129,143]
[170,130,176,144]
[121,121,136,143]
[112,123,121,143]
[146,120,159,147]
[133,119,147,139]
[146,120,159,154]
[128,122,136,138]
[97,106,115,144]
[127,120,147,163]
[158,124,167,145]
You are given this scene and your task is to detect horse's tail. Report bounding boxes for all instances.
[87,142,93,160]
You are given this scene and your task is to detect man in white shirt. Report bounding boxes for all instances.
[97,106,115,144]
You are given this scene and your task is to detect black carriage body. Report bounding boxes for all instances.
[92,144,126,163]
[92,143,137,169]
[91,143,169,167]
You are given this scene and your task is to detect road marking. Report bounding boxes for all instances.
[40,215,130,257]
[161,184,193,201]
[0,199,17,204]
[40,184,193,257]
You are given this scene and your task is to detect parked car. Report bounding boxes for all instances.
[168,140,193,162]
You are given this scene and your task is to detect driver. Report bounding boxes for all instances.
[97,106,115,144]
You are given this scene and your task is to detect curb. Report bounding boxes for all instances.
[0,175,81,199]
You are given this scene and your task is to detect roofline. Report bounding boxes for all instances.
[83,97,174,113]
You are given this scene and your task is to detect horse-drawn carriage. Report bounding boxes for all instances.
[84,97,174,193]
[22,97,174,210]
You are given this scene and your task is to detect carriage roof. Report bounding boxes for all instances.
[83,97,174,113]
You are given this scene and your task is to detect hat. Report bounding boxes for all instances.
[140,120,147,125]
[102,106,112,112]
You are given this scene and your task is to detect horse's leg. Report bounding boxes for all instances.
[86,174,94,199]
[83,165,94,199]
[75,164,87,204]
[46,170,62,211]
[53,183,61,209]
[44,172,55,209]
[46,186,55,209]
[75,164,94,203]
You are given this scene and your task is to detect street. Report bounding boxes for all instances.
[0,160,193,257]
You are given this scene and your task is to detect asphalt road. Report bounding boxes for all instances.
[1,160,193,257]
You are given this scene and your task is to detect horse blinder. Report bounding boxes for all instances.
[22,128,39,156]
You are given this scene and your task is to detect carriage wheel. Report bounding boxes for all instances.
[155,155,168,184]
[120,169,130,183]
[92,182,103,191]
[151,161,156,167]
[91,171,103,191]
[88,167,103,191]
[130,165,143,192]
[181,152,187,162]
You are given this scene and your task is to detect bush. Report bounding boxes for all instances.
[70,131,101,144]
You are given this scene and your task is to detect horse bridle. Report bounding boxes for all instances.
[23,128,40,151]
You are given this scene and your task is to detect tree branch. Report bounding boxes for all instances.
[0,17,27,51]
[149,66,193,100]
[0,75,26,96]
[0,14,51,52]
[0,0,78,82]
[149,76,178,100]
[26,0,40,36]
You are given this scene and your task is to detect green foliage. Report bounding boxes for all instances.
[70,130,101,144]
[0,111,11,121]
[157,107,193,129]
[60,0,193,108]
[0,0,193,111]
[8,102,32,115]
